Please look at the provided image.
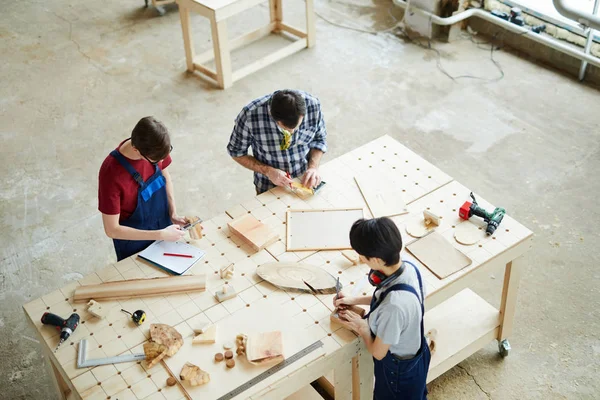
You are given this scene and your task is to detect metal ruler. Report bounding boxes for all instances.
[217,340,324,400]
[77,339,146,368]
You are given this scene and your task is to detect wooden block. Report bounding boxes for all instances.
[192,324,217,344]
[256,262,338,294]
[290,182,314,199]
[179,362,210,386]
[144,342,168,369]
[423,210,441,227]
[406,231,472,279]
[193,321,211,335]
[227,214,279,252]
[330,305,366,326]
[73,275,206,303]
[215,284,237,302]
[219,263,235,279]
[86,300,108,319]
[186,216,204,240]
[286,208,364,251]
[341,250,359,265]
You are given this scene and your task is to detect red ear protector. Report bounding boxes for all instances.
[368,263,406,287]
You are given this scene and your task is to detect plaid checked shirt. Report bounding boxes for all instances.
[227,91,328,194]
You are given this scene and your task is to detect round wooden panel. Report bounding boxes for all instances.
[256,262,339,294]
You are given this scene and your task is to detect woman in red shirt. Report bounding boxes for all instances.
[98,117,186,261]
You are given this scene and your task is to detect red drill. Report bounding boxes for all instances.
[41,312,80,352]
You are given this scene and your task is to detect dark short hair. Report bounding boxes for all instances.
[270,90,306,129]
[131,117,171,161]
[349,217,403,266]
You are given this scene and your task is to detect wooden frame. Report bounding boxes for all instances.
[286,208,365,251]
[175,0,316,89]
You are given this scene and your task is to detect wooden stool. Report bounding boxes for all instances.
[176,0,316,89]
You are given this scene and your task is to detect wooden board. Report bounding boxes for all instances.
[245,331,284,363]
[72,275,206,303]
[164,299,327,400]
[406,232,472,279]
[454,220,485,245]
[354,173,408,218]
[228,214,280,251]
[286,208,364,251]
[256,262,339,294]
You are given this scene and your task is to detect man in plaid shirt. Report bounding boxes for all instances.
[227,90,328,194]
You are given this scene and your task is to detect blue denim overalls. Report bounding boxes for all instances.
[364,261,431,400]
[109,150,171,261]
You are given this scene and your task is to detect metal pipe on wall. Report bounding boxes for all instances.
[553,0,600,31]
[578,0,600,80]
[393,0,600,70]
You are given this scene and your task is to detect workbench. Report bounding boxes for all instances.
[23,135,533,400]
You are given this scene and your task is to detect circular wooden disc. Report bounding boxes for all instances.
[405,218,432,238]
[256,262,339,294]
[454,221,484,245]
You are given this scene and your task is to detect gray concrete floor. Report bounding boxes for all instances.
[1,0,599,399]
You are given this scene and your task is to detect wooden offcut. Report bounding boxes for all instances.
[406,231,472,279]
[86,300,108,319]
[179,362,210,386]
[256,262,339,294]
[192,324,217,344]
[286,208,364,251]
[227,214,279,252]
[245,331,284,365]
[354,173,408,218]
[144,341,168,368]
[72,275,206,303]
[150,324,184,357]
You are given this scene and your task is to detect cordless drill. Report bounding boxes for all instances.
[458,192,506,236]
[41,312,80,352]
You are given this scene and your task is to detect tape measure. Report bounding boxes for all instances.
[121,309,146,326]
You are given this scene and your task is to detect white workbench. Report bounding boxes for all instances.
[23,135,532,400]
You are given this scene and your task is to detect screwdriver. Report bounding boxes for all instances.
[41,312,80,352]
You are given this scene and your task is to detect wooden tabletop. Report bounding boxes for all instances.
[23,135,533,400]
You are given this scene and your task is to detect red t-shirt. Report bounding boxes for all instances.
[98,141,172,221]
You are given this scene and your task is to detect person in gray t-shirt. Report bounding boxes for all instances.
[335,217,431,400]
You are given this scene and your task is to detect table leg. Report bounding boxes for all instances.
[497,256,524,356]
[269,0,283,32]
[178,6,195,72]
[352,347,374,400]
[43,350,75,400]
[304,0,316,47]
[210,17,232,89]
[334,356,353,400]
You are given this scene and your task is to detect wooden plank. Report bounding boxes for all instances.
[279,23,307,39]
[177,0,213,18]
[497,256,524,341]
[194,23,276,65]
[72,275,206,303]
[246,331,284,363]
[228,214,280,251]
[334,356,352,400]
[354,173,408,218]
[353,345,373,400]
[424,289,500,382]
[178,5,195,72]
[286,208,364,251]
[305,0,316,47]
[256,262,338,294]
[232,39,307,83]
[193,62,218,81]
[406,232,472,279]
[210,17,232,89]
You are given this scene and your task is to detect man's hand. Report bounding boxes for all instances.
[338,309,369,335]
[160,224,186,241]
[302,168,321,189]
[266,168,293,188]
[171,215,189,227]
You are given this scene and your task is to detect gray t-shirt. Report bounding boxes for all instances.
[367,263,424,358]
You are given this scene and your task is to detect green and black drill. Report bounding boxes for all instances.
[458,192,506,236]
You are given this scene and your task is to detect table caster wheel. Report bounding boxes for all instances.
[498,339,511,357]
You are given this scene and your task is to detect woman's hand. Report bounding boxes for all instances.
[338,309,369,335]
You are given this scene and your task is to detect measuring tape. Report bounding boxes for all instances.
[217,340,324,400]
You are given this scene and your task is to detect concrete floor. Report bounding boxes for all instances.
[1,0,599,399]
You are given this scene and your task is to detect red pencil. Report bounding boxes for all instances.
[163,253,194,258]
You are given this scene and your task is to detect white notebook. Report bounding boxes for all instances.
[137,240,205,275]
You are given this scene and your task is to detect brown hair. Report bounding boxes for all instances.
[131,117,171,161]
[270,90,306,129]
